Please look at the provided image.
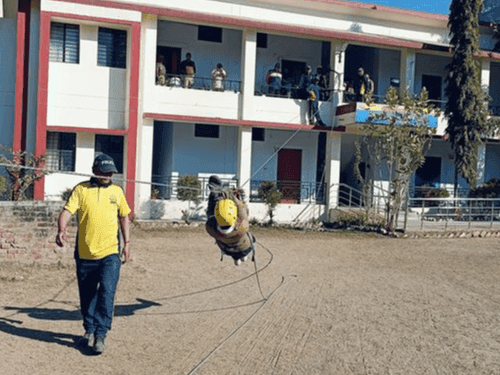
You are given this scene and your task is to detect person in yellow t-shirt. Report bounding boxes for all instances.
[56,153,131,354]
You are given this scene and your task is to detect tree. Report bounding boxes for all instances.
[258,181,282,225]
[0,147,47,201]
[445,0,498,189]
[355,87,439,234]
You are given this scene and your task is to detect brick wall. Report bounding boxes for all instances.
[0,201,77,262]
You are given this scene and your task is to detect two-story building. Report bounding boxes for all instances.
[2,0,500,222]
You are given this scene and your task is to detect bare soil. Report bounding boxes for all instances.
[1,226,499,375]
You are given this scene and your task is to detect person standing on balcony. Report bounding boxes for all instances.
[308,76,327,126]
[298,65,313,99]
[356,67,374,102]
[315,66,329,100]
[55,154,131,355]
[211,63,227,91]
[180,52,196,88]
[156,55,167,85]
[205,175,256,266]
[266,63,282,96]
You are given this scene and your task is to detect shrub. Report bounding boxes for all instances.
[258,181,282,225]
[177,175,201,204]
[60,188,73,202]
[469,178,500,198]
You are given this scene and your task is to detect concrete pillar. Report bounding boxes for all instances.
[481,60,491,90]
[325,131,342,214]
[477,143,486,186]
[237,126,253,200]
[400,49,416,96]
[140,14,158,111]
[240,30,257,120]
[135,118,155,210]
[331,43,347,108]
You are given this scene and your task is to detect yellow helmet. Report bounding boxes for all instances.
[215,199,238,233]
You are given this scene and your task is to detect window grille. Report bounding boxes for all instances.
[97,27,127,69]
[46,132,76,171]
[50,22,80,63]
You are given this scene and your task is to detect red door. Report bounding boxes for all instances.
[277,149,302,203]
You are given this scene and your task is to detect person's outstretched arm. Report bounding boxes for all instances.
[119,215,130,263]
[56,210,72,247]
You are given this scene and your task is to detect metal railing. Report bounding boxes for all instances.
[407,197,500,230]
[249,180,326,204]
[156,74,242,93]
[151,175,238,201]
[255,85,333,101]
[409,186,470,200]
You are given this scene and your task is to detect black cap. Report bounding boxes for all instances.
[93,154,118,174]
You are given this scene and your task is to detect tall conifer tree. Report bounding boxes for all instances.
[445,0,495,187]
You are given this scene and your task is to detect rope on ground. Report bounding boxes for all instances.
[185,275,285,375]
[140,239,275,304]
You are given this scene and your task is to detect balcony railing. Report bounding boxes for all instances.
[249,180,326,204]
[156,74,242,93]
[255,85,333,101]
[151,175,239,201]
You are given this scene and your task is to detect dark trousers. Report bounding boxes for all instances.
[75,252,121,338]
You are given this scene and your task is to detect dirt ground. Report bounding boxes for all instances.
[0,226,499,375]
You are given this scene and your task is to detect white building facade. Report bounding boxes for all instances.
[2,0,500,223]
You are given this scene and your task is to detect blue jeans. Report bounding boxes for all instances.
[75,252,121,338]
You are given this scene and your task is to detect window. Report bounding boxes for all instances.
[97,27,127,68]
[195,124,219,138]
[252,128,265,142]
[50,22,80,63]
[95,135,124,173]
[257,33,268,48]
[198,26,222,43]
[46,132,76,171]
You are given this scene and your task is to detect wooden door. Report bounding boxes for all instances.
[277,149,302,203]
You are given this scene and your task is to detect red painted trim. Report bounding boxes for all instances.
[47,126,128,135]
[307,0,448,21]
[125,23,141,213]
[53,0,425,50]
[34,12,51,200]
[51,0,500,60]
[35,11,140,211]
[48,11,139,26]
[54,0,448,23]
[142,113,337,132]
[13,11,26,152]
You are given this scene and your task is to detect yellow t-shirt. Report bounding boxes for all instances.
[64,181,131,260]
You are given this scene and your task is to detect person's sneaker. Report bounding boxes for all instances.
[93,337,106,354]
[78,332,94,347]
[234,258,242,266]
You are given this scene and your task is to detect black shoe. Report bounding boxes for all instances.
[94,336,106,354]
[78,332,94,347]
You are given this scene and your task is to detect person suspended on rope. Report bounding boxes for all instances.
[205,175,256,266]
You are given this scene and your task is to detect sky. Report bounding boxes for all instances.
[348,0,452,15]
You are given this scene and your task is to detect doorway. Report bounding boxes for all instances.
[157,46,181,75]
[421,75,442,102]
[277,148,302,203]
